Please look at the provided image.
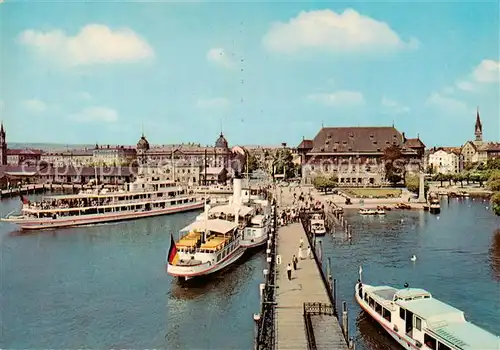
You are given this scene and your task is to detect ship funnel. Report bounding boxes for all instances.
[233,176,242,205]
[234,208,240,224]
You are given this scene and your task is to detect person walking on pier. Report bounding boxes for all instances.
[307,246,312,259]
[292,255,298,270]
[299,237,304,248]
[286,263,292,280]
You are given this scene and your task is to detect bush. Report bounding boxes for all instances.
[492,192,500,216]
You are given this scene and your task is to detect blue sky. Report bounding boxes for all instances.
[0,1,499,148]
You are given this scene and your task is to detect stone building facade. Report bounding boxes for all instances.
[297,126,425,186]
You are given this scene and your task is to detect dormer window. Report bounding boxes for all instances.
[369,134,374,138]
[386,141,390,144]
[349,132,354,138]
[342,141,347,145]
[373,141,378,145]
[348,147,352,151]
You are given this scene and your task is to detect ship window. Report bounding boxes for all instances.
[364,293,368,302]
[368,297,374,307]
[375,303,382,315]
[382,308,391,322]
[217,254,221,262]
[438,342,451,350]
[424,334,437,350]
[415,317,422,331]
[400,308,405,320]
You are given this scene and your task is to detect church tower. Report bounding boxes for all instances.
[475,107,483,142]
[0,122,7,166]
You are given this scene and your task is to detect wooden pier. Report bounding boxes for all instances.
[274,185,349,350]
[275,223,348,349]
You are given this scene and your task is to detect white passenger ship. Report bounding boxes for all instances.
[310,213,327,236]
[355,269,500,350]
[166,206,246,280]
[2,169,204,230]
[196,176,271,249]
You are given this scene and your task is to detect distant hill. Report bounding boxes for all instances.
[8,143,97,151]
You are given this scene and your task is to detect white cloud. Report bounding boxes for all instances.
[18,24,154,67]
[425,92,468,114]
[197,97,230,109]
[22,98,48,113]
[456,80,475,92]
[472,59,500,83]
[206,48,235,69]
[307,91,365,106]
[78,92,92,101]
[381,96,409,114]
[70,106,118,123]
[262,9,419,54]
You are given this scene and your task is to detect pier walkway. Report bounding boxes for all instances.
[275,186,348,350]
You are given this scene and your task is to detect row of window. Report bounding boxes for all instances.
[399,307,451,350]
[365,294,391,322]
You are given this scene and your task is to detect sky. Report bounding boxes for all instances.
[0,0,499,148]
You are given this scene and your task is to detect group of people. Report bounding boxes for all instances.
[286,237,313,281]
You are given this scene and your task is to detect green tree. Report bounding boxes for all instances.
[312,175,338,193]
[272,148,294,179]
[487,171,500,192]
[453,173,465,188]
[435,173,446,187]
[405,174,429,196]
[492,192,500,216]
[245,153,259,173]
[382,145,405,185]
[487,158,500,170]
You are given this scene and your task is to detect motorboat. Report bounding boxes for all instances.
[310,213,327,236]
[359,208,377,215]
[355,268,500,350]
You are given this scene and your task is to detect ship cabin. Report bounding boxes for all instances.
[175,219,240,266]
[243,214,267,240]
[207,204,255,229]
[21,183,198,219]
[360,286,500,350]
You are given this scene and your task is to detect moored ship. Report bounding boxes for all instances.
[1,168,204,230]
[196,175,271,249]
[355,268,500,349]
[166,206,246,280]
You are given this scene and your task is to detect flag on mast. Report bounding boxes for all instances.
[167,234,179,265]
[19,194,30,205]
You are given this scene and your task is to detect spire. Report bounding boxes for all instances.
[475,107,483,142]
[141,121,145,138]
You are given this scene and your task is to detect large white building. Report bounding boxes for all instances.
[428,148,462,174]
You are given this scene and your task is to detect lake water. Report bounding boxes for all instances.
[1,196,498,349]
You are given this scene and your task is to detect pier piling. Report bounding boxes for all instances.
[342,301,349,340]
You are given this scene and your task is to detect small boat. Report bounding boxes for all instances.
[166,209,245,281]
[310,213,327,236]
[376,207,386,215]
[355,269,500,350]
[359,208,377,215]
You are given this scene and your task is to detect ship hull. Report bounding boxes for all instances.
[3,201,204,230]
[355,284,421,350]
[167,247,246,280]
[241,234,268,249]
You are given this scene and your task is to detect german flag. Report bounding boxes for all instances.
[167,234,179,265]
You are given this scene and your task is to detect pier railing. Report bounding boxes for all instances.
[303,302,336,350]
[299,212,354,348]
[254,196,277,350]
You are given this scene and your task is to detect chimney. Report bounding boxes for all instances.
[402,132,406,142]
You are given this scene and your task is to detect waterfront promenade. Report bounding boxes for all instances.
[275,187,348,350]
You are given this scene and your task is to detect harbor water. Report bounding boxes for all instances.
[1,196,499,349]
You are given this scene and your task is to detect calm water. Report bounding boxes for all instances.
[0,196,265,349]
[1,196,499,349]
[321,197,500,349]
